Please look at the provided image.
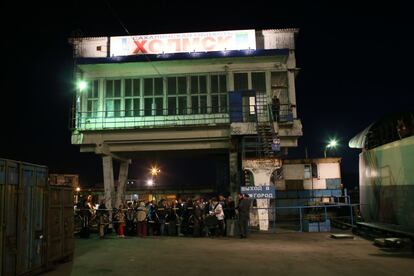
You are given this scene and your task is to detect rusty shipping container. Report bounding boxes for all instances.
[1,158,75,275]
[47,185,74,267]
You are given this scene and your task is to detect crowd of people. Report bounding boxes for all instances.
[76,194,252,239]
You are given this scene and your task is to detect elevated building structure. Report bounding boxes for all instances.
[70,28,303,229]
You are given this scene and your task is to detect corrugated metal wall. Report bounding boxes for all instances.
[0,158,74,275]
[47,186,74,266]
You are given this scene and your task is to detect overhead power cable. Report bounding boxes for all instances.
[104,0,163,78]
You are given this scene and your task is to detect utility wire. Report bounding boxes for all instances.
[104,0,163,78]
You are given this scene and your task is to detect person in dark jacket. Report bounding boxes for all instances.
[97,200,109,239]
[192,198,205,237]
[147,201,158,236]
[237,194,251,239]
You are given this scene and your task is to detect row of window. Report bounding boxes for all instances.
[84,72,287,117]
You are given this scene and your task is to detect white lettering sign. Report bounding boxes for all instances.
[110,30,256,56]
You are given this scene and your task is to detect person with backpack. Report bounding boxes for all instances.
[136,201,148,237]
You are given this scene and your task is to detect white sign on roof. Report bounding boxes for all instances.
[110,29,256,56]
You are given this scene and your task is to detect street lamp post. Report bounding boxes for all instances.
[324,139,338,158]
[147,165,160,202]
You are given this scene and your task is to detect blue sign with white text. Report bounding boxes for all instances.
[240,186,276,199]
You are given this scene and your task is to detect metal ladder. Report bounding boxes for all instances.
[255,92,277,158]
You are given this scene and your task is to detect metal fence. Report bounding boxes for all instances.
[72,104,293,131]
[249,203,360,233]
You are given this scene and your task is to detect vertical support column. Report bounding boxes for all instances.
[102,155,115,223]
[229,138,240,200]
[287,50,297,118]
[116,161,129,208]
[243,159,281,231]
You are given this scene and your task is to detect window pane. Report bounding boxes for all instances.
[190,76,198,94]
[199,76,207,93]
[200,95,207,114]
[106,80,113,97]
[144,98,152,116]
[252,72,266,92]
[87,100,98,117]
[87,101,92,116]
[178,97,187,115]
[167,77,176,95]
[219,75,227,93]
[154,78,163,95]
[154,97,163,115]
[125,79,132,97]
[92,100,98,116]
[234,73,248,91]
[133,99,140,116]
[211,95,219,113]
[220,95,228,113]
[211,75,218,93]
[87,82,93,99]
[106,100,114,117]
[168,97,176,115]
[114,99,121,117]
[93,80,99,98]
[177,77,187,95]
[114,80,121,97]
[133,79,140,97]
[125,99,132,117]
[191,96,199,114]
[144,79,153,96]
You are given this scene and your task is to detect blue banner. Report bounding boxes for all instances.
[240,186,276,199]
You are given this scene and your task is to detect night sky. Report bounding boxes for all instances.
[1,1,412,188]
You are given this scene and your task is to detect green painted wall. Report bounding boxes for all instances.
[359,135,414,229]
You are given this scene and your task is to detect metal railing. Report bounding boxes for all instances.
[249,203,360,233]
[74,107,230,130]
[72,104,294,131]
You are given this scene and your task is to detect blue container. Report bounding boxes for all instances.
[0,158,48,276]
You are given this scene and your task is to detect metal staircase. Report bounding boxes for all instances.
[255,92,278,158]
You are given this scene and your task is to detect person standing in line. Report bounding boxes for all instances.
[136,201,148,237]
[211,197,225,237]
[97,200,108,239]
[237,194,251,239]
[115,204,126,238]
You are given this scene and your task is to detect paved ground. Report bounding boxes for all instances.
[43,231,414,276]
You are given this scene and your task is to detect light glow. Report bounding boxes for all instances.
[150,166,161,176]
[77,80,88,92]
[327,139,338,148]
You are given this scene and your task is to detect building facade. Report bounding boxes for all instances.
[70,29,303,228]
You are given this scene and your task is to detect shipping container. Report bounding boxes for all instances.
[1,159,20,276]
[47,185,74,268]
[1,158,74,275]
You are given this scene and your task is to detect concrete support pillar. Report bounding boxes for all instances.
[116,161,129,208]
[229,138,240,200]
[287,50,297,118]
[102,155,115,224]
[243,158,281,231]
